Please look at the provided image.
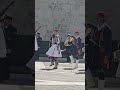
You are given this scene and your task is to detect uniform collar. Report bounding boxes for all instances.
[76,35,80,39]
[97,23,106,31]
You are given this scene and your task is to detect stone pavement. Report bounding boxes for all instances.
[35,57,85,90]
[35,57,120,90]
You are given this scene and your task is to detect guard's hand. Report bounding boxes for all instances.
[104,56,109,69]
[78,49,82,55]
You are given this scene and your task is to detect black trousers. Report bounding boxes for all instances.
[65,46,71,62]
[86,44,105,80]
[93,47,105,80]
[0,57,10,81]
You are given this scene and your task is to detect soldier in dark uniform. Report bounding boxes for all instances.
[92,11,112,90]
[2,15,17,80]
[72,31,82,69]
[3,15,17,53]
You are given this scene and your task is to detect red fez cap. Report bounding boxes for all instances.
[75,31,79,34]
[96,11,105,17]
[54,27,59,31]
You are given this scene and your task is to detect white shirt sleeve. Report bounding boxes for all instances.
[35,36,38,51]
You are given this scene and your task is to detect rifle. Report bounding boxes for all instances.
[89,38,101,48]
[0,1,15,19]
[35,25,41,34]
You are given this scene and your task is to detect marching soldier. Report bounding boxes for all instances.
[64,34,74,62]
[46,27,62,69]
[73,31,82,69]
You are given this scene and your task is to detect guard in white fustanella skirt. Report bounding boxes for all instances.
[46,27,62,69]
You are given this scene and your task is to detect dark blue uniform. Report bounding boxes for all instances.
[75,36,82,59]
[92,24,112,79]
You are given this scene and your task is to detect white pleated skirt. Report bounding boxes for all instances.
[46,44,62,58]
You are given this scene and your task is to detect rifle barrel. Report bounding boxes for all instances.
[0,1,15,18]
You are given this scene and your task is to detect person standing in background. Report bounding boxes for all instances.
[36,32,42,58]
[1,15,17,81]
[3,15,17,55]
[26,35,39,77]
[36,32,42,48]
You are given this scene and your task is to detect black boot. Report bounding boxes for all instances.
[50,59,54,66]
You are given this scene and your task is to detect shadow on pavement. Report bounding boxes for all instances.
[78,69,85,71]
[64,68,73,70]
[41,69,54,71]
[75,72,85,74]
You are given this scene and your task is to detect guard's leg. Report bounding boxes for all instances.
[73,56,79,69]
[69,55,74,64]
[53,57,58,69]
[49,57,54,66]
[98,69,105,90]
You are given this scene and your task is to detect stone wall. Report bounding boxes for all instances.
[35,0,85,42]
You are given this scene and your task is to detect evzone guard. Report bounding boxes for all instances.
[46,27,62,69]
[68,31,82,69]
[86,11,112,90]
[64,34,74,62]
[74,31,82,69]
